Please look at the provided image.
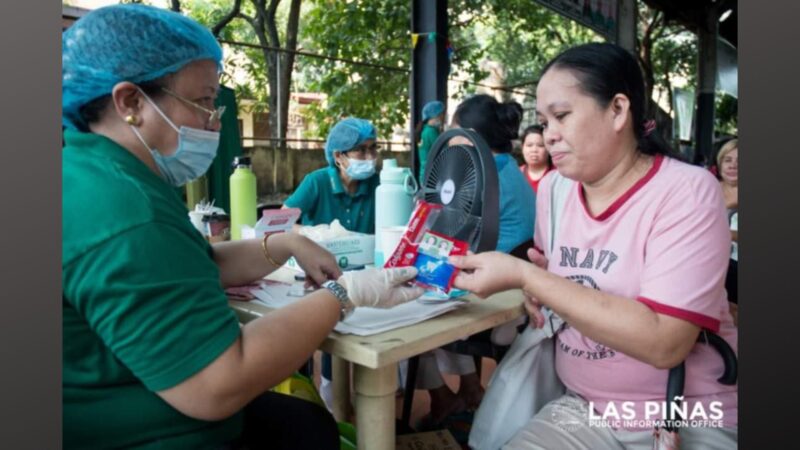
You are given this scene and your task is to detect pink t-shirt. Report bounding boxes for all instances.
[533,155,738,429]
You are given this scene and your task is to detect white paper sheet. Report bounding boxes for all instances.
[250,282,466,336]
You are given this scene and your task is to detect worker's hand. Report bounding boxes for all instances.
[338,267,425,308]
[288,234,342,286]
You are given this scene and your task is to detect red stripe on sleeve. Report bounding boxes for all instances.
[637,296,720,333]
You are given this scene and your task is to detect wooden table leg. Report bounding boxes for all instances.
[354,363,397,450]
[331,355,351,422]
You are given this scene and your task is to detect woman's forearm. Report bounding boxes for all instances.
[228,289,340,403]
[520,264,700,369]
[212,233,296,287]
[158,289,341,420]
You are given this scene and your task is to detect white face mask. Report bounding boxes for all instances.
[130,89,220,186]
[344,157,376,180]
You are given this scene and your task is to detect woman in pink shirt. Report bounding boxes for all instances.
[452,43,737,449]
[519,125,552,193]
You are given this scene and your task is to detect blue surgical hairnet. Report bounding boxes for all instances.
[421,101,445,122]
[324,118,377,166]
[62,4,223,130]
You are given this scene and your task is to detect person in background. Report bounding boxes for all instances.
[284,117,380,234]
[283,117,381,408]
[413,94,536,428]
[519,125,553,193]
[451,42,737,448]
[448,95,537,255]
[717,138,739,319]
[718,138,738,213]
[728,211,738,326]
[416,100,445,180]
[62,6,424,449]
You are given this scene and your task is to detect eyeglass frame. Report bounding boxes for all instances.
[161,87,226,128]
[345,142,381,160]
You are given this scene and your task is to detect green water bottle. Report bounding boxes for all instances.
[229,156,257,240]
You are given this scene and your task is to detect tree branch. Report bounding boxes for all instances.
[211,0,242,38]
[263,0,282,48]
[238,12,257,30]
[550,27,566,46]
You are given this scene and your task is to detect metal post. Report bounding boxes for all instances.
[615,0,637,52]
[694,5,719,166]
[410,0,448,181]
[277,53,282,145]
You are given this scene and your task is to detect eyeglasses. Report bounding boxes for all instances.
[350,142,381,159]
[161,87,226,128]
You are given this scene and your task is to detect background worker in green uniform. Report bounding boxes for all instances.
[283,116,381,407]
[415,100,445,180]
[284,117,380,233]
[62,5,424,449]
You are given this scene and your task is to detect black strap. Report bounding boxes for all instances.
[509,238,534,260]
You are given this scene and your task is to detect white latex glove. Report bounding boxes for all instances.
[338,267,425,308]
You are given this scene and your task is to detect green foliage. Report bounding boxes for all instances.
[651,32,697,94]
[478,1,601,92]
[715,93,738,135]
[298,0,412,139]
[182,1,270,113]
[175,0,710,144]
[638,2,698,110]
[297,0,601,138]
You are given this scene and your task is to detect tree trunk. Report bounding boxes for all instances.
[282,0,302,189]
[638,10,662,119]
[212,0,302,193]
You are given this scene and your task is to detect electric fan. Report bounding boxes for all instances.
[418,128,499,252]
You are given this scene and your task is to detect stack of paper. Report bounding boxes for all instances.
[250,283,467,336]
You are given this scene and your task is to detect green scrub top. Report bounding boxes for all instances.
[62,130,242,449]
[284,166,379,233]
[418,124,440,179]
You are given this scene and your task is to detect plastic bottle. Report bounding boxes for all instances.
[374,159,418,266]
[229,156,257,240]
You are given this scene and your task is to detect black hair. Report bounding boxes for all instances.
[78,77,171,129]
[453,94,523,153]
[541,43,675,157]
[520,124,543,142]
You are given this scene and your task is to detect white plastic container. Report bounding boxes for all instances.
[374,159,418,266]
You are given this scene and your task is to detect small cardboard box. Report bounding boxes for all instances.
[395,430,461,450]
[285,233,375,271]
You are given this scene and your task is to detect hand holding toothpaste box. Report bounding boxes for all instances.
[383,201,468,294]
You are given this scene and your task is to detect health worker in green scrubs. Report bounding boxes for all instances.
[284,117,380,234]
[61,5,423,450]
[415,100,445,180]
[283,117,381,407]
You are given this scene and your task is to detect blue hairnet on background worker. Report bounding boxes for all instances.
[285,116,380,234]
[415,100,445,179]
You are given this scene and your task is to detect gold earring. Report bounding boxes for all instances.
[125,115,138,125]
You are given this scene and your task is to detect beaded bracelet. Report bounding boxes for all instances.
[261,233,281,268]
